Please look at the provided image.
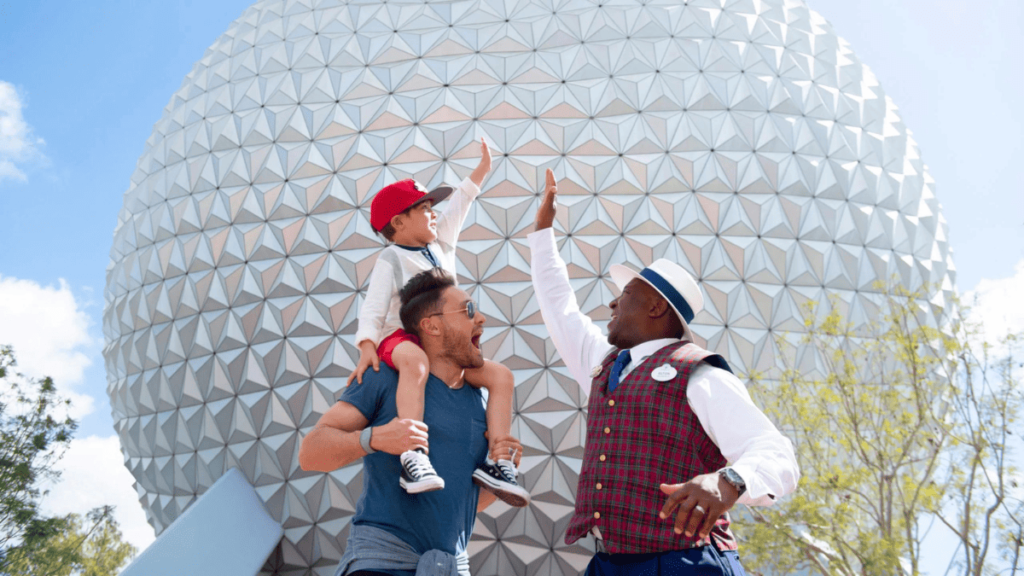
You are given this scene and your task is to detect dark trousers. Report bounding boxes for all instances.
[583,546,747,576]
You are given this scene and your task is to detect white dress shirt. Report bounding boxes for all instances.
[528,227,799,507]
[355,177,480,347]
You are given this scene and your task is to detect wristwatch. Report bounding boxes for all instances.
[718,467,746,496]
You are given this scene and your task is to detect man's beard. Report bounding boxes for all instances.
[440,326,484,369]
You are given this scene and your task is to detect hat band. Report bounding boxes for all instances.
[639,268,695,325]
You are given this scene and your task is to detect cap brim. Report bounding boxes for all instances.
[608,264,690,328]
[411,185,454,207]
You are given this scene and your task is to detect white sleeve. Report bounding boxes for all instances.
[528,228,614,393]
[355,257,398,348]
[435,177,481,250]
[686,363,800,507]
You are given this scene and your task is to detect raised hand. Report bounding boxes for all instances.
[535,168,558,231]
[469,139,492,188]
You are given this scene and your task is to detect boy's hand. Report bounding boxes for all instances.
[348,340,380,385]
[535,168,558,230]
[469,139,491,188]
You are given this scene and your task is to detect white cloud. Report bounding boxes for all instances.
[0,275,95,417]
[0,81,45,183]
[0,278,152,554]
[41,435,155,554]
[963,258,1024,347]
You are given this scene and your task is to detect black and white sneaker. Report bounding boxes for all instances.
[399,450,445,494]
[473,458,530,507]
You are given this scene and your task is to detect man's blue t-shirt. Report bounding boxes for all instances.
[339,364,488,567]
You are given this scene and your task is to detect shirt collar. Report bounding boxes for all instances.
[394,244,429,252]
[626,337,681,368]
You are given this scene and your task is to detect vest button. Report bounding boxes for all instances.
[599,454,606,462]
[596,483,603,490]
[594,512,601,519]
[604,427,611,434]
[608,399,615,407]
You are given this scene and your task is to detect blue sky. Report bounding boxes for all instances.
[0,0,1021,567]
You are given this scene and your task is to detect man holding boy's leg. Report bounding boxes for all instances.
[299,269,521,576]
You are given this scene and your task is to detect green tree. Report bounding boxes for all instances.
[740,288,1024,576]
[933,329,1023,576]
[741,288,953,575]
[0,346,137,574]
[1,507,136,576]
[0,345,77,556]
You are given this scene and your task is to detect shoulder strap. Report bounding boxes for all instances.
[678,342,734,374]
[702,354,733,374]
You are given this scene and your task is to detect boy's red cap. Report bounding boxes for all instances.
[370,179,454,232]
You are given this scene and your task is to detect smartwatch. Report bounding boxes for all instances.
[718,467,746,496]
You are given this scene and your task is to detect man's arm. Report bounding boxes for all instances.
[529,169,614,391]
[658,364,800,540]
[686,363,800,506]
[477,490,498,512]
[298,401,429,473]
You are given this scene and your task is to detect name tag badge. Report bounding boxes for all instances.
[652,364,677,382]
[590,365,602,378]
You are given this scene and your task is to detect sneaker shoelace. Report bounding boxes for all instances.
[405,453,434,478]
[496,459,517,483]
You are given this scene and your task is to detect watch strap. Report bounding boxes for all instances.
[359,427,376,454]
[719,467,746,496]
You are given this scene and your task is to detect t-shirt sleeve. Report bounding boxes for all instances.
[337,377,386,424]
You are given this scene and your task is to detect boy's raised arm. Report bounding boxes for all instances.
[435,140,490,247]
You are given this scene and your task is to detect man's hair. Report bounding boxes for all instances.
[399,269,457,337]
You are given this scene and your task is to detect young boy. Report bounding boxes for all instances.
[349,140,530,507]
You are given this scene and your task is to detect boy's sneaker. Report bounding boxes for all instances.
[473,458,530,507]
[399,450,445,494]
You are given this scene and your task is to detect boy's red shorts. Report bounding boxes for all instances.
[377,329,421,370]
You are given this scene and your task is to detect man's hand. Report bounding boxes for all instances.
[369,417,430,455]
[658,473,740,539]
[535,168,558,231]
[348,340,380,385]
[469,139,492,188]
[484,432,523,466]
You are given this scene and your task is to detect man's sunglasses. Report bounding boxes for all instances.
[428,300,476,320]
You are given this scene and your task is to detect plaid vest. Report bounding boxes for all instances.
[565,341,739,554]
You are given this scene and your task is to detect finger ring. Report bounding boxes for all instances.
[693,505,706,515]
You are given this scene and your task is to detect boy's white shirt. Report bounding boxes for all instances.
[355,177,481,348]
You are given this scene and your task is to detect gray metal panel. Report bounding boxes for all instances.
[119,468,282,576]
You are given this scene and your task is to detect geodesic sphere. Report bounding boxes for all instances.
[103,0,955,574]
